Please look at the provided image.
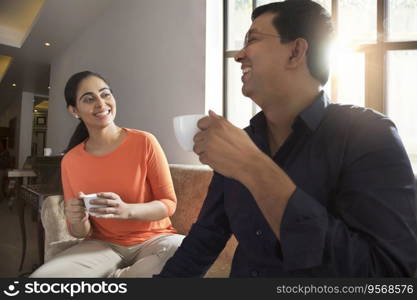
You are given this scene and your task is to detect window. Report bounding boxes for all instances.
[223,0,417,172]
[386,50,417,170]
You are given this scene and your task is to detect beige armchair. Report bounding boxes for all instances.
[40,164,237,277]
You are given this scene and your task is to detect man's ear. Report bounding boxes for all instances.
[287,38,308,69]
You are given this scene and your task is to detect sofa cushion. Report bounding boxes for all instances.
[169,164,213,234]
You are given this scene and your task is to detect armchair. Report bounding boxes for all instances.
[40,164,237,277]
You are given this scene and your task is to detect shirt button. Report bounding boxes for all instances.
[256,229,263,236]
[251,270,259,277]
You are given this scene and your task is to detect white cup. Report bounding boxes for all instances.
[173,114,205,151]
[83,193,106,216]
[43,148,52,156]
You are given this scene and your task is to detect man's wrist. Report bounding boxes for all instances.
[237,151,270,186]
[239,152,296,200]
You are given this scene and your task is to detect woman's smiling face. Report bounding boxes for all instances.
[69,76,117,129]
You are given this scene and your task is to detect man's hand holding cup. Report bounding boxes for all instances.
[193,110,261,180]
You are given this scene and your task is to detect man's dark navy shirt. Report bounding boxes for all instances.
[159,93,417,277]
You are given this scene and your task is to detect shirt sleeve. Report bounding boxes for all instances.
[280,115,417,276]
[157,172,232,277]
[145,133,177,216]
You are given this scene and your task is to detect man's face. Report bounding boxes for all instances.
[235,13,290,104]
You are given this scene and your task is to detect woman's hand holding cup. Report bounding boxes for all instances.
[88,192,130,219]
[65,192,89,224]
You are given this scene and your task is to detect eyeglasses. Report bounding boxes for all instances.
[243,31,282,49]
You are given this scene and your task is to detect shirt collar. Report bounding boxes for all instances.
[249,91,329,133]
[298,91,329,132]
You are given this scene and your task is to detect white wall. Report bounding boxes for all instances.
[47,0,206,164]
[18,92,34,168]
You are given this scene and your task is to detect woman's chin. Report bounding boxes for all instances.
[88,119,115,129]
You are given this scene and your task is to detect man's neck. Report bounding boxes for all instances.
[261,83,322,154]
[263,79,321,124]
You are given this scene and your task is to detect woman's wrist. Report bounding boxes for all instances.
[68,218,91,238]
[126,201,168,221]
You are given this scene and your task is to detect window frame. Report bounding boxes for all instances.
[223,0,417,117]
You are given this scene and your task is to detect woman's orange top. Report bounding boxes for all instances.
[61,128,177,245]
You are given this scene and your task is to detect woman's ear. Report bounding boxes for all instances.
[67,105,79,119]
[287,38,309,69]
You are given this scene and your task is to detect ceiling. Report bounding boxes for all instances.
[34,99,48,110]
[0,54,12,82]
[0,0,45,48]
[0,0,113,111]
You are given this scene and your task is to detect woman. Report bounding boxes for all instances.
[31,71,184,277]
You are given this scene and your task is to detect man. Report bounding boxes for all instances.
[159,0,417,277]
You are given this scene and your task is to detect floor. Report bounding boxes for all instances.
[0,196,40,277]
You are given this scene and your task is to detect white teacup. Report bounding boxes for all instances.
[173,114,206,151]
[83,193,106,216]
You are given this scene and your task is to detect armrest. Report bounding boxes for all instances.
[40,195,78,261]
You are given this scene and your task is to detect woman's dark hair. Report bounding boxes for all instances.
[252,0,334,85]
[63,71,109,153]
